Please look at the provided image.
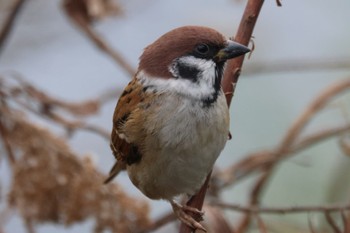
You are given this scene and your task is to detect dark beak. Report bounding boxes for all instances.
[214,40,250,63]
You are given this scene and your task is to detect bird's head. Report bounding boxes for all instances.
[138,26,250,105]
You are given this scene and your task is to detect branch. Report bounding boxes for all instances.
[0,0,27,55]
[222,0,265,107]
[62,1,135,77]
[244,57,350,76]
[212,202,350,214]
[179,0,265,232]
[137,212,176,233]
[0,119,15,166]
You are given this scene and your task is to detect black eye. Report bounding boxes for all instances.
[195,43,209,55]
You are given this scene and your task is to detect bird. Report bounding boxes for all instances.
[104,25,250,231]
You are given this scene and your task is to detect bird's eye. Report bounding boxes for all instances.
[195,43,209,55]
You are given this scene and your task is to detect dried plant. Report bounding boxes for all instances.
[1,105,149,233]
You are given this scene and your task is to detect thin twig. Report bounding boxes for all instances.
[308,215,318,233]
[325,212,342,233]
[14,98,110,139]
[235,172,270,233]
[0,0,27,54]
[63,3,135,77]
[255,214,267,233]
[341,211,349,233]
[138,212,176,233]
[244,58,350,76]
[212,202,350,214]
[222,0,265,107]
[0,119,16,166]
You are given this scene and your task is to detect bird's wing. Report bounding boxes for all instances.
[105,78,153,183]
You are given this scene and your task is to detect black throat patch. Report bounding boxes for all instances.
[201,62,225,107]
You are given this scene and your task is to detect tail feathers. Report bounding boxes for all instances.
[103,161,126,184]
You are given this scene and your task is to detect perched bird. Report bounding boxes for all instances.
[105,26,250,231]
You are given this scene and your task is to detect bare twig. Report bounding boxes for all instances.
[235,172,269,233]
[212,202,350,214]
[14,98,109,139]
[0,118,16,166]
[308,216,318,233]
[0,0,27,54]
[63,1,135,77]
[244,58,350,76]
[179,1,265,232]
[138,212,176,233]
[341,211,349,233]
[255,214,267,233]
[222,0,265,107]
[0,75,110,139]
[325,212,342,233]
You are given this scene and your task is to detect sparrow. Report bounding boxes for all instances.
[105,26,250,231]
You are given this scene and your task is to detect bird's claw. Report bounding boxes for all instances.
[171,201,206,232]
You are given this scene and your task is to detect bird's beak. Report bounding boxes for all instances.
[214,40,250,63]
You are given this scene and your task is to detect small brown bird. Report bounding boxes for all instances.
[105,26,250,231]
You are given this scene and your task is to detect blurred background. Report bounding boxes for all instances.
[0,0,350,232]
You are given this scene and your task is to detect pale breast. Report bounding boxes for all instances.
[127,91,229,200]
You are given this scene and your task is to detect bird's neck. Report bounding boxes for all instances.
[138,57,225,107]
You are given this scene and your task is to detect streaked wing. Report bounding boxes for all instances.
[105,78,152,182]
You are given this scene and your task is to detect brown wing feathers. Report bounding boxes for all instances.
[104,79,146,183]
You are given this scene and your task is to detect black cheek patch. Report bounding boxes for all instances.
[176,62,200,83]
[126,144,142,165]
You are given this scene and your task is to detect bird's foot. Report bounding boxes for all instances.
[170,200,206,232]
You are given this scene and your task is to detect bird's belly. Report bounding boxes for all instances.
[128,132,227,200]
[127,94,229,200]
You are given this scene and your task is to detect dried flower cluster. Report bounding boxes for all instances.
[1,105,150,233]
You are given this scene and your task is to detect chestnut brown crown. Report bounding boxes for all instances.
[139,26,227,78]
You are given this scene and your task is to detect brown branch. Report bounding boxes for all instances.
[0,118,16,166]
[15,98,110,140]
[255,214,267,233]
[212,202,350,214]
[137,212,176,233]
[1,75,110,139]
[325,212,342,233]
[278,80,350,153]
[308,216,318,233]
[341,211,349,233]
[222,0,265,107]
[0,0,27,54]
[244,58,350,76]
[179,1,265,232]
[235,171,270,233]
[63,2,135,77]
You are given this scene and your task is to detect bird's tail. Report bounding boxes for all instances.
[103,161,126,184]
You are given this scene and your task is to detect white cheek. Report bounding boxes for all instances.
[138,57,217,100]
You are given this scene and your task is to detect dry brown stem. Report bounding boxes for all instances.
[244,58,350,76]
[325,212,342,233]
[255,214,268,233]
[0,0,27,54]
[137,212,176,233]
[0,75,110,139]
[63,0,135,77]
[1,104,150,233]
[213,202,350,214]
